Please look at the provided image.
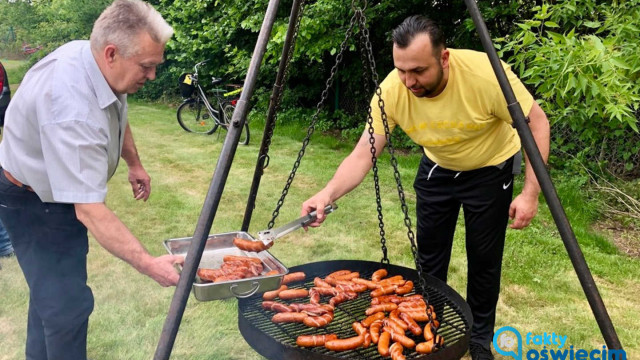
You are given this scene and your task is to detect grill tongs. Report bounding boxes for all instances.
[257,204,337,247]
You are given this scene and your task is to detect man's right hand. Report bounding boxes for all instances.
[140,254,184,287]
[301,190,333,228]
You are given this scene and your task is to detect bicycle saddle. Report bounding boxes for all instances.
[211,78,224,86]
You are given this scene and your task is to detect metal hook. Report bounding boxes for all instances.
[351,0,367,11]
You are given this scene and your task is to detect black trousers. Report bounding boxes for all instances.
[414,155,514,347]
[0,169,93,360]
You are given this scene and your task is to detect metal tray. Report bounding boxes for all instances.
[164,231,289,301]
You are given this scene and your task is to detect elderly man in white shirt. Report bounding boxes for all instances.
[0,1,183,359]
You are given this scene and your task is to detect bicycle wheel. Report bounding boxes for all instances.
[221,102,250,145]
[177,98,218,134]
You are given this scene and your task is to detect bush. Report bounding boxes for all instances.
[498,0,640,178]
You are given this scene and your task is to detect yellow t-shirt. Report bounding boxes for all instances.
[370,48,534,171]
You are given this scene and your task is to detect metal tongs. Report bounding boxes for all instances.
[257,204,337,247]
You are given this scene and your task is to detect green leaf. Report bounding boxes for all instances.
[583,21,601,28]
[610,58,631,70]
[544,21,560,28]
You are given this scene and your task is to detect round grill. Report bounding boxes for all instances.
[238,260,471,359]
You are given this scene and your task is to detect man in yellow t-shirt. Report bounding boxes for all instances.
[302,15,549,360]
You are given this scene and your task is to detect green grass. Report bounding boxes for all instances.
[0,100,638,359]
[0,59,28,87]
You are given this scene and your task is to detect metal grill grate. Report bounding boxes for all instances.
[238,260,471,360]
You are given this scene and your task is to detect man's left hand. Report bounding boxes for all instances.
[128,165,151,201]
[508,193,539,229]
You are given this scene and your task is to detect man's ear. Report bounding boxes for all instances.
[440,48,450,70]
[103,44,117,67]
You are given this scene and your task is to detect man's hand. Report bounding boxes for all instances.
[508,192,539,229]
[301,190,333,228]
[140,254,184,287]
[128,165,151,201]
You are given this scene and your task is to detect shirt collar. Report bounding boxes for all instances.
[82,43,120,110]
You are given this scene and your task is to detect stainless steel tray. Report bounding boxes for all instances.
[164,231,288,301]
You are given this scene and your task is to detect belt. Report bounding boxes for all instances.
[3,169,34,192]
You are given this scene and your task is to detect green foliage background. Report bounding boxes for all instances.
[1,0,638,177]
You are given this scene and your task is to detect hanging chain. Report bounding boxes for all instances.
[357,11,429,300]
[260,0,306,171]
[355,10,389,265]
[268,11,360,229]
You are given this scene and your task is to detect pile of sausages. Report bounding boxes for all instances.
[259,268,444,359]
[196,255,302,283]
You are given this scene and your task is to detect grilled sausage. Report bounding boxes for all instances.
[416,336,443,355]
[282,271,305,285]
[222,255,263,264]
[272,312,308,323]
[371,294,403,305]
[311,286,339,297]
[363,332,372,348]
[352,277,379,290]
[352,321,367,336]
[365,303,398,315]
[383,318,405,335]
[371,269,388,282]
[309,288,320,304]
[264,269,280,276]
[370,320,383,344]
[384,327,416,349]
[197,268,219,282]
[390,342,406,360]
[303,312,334,327]
[377,331,391,357]
[314,277,332,288]
[336,281,368,293]
[296,334,338,347]
[377,275,405,285]
[361,312,385,327]
[416,341,435,354]
[401,310,430,322]
[289,303,332,316]
[233,237,271,252]
[334,272,360,282]
[261,301,292,313]
[329,291,357,306]
[324,334,365,351]
[397,299,427,311]
[278,289,309,300]
[389,310,409,330]
[423,321,434,341]
[399,311,422,336]
[395,281,413,295]
[263,284,288,301]
[327,270,351,278]
[371,284,398,298]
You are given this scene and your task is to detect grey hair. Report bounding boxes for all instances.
[90,0,173,58]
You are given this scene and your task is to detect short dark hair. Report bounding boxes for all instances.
[392,15,445,54]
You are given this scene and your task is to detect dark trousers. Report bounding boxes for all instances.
[414,155,514,348]
[0,169,93,360]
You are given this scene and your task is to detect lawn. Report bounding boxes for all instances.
[0,100,638,360]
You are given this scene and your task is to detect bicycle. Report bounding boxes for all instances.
[177,60,250,144]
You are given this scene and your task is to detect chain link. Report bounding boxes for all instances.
[356,11,429,301]
[355,10,389,265]
[268,11,360,229]
[259,0,307,172]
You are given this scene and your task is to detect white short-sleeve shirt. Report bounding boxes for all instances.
[0,40,127,203]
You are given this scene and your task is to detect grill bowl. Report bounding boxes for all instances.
[238,259,471,359]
